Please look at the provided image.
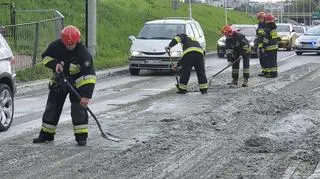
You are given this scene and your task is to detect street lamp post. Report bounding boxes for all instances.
[189,0,192,19]
[224,0,228,24]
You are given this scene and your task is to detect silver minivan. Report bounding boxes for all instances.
[0,32,16,131]
[128,17,206,75]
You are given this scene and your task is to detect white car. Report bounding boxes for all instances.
[0,32,16,131]
[128,17,206,75]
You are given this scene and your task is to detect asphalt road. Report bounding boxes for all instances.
[2,50,320,178]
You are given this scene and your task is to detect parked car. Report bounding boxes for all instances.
[128,17,206,76]
[294,25,320,55]
[0,33,16,131]
[276,23,298,51]
[293,25,307,37]
[217,24,258,58]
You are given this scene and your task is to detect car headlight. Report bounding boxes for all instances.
[130,51,142,56]
[218,40,225,46]
[170,51,182,57]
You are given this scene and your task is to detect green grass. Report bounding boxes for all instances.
[1,0,256,82]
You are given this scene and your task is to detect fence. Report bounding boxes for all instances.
[0,7,64,70]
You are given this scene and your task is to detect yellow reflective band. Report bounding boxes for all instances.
[270,67,278,72]
[69,63,80,75]
[258,43,263,48]
[243,69,250,73]
[75,75,96,88]
[178,83,187,90]
[232,69,239,73]
[266,45,278,51]
[243,46,251,53]
[199,83,208,89]
[258,29,265,35]
[74,128,88,134]
[271,30,277,39]
[182,47,204,56]
[175,36,181,43]
[43,57,55,65]
[188,36,196,41]
[263,38,269,43]
[42,123,56,134]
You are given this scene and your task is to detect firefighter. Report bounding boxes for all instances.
[263,13,278,78]
[256,11,266,76]
[33,25,96,146]
[222,25,251,87]
[165,33,208,94]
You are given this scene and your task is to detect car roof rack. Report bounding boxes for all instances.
[162,17,194,21]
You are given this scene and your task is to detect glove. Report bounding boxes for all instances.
[55,63,63,73]
[228,61,233,66]
[172,63,178,71]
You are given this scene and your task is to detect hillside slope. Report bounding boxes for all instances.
[4,0,255,80]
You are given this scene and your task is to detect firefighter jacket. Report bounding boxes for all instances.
[256,22,265,48]
[262,22,278,52]
[42,39,96,98]
[225,32,251,62]
[168,34,204,67]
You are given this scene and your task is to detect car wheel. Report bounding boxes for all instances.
[295,51,303,55]
[129,68,140,76]
[0,84,14,132]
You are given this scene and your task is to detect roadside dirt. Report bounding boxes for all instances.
[1,60,320,178]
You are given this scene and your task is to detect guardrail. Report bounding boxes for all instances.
[1,9,64,70]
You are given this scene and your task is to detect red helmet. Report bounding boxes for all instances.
[265,13,275,22]
[61,25,81,46]
[257,11,266,19]
[221,25,234,37]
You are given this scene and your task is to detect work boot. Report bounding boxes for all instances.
[258,72,264,77]
[33,132,54,143]
[227,78,238,85]
[200,89,207,94]
[76,135,87,146]
[242,78,248,87]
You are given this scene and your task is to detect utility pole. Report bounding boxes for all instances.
[86,0,96,58]
[224,0,228,24]
[309,0,312,25]
[303,0,305,24]
[189,0,192,19]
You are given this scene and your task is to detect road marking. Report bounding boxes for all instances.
[307,161,320,179]
[279,53,296,62]
[282,160,300,179]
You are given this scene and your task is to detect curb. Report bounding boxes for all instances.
[16,66,129,96]
[16,51,217,96]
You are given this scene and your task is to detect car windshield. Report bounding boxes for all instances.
[293,26,305,33]
[233,26,256,36]
[138,24,185,39]
[277,25,291,32]
[304,27,320,36]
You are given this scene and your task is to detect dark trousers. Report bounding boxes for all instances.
[178,52,208,92]
[231,53,250,80]
[264,50,278,78]
[259,48,265,73]
[40,84,89,139]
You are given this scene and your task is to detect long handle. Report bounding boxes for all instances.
[62,78,121,142]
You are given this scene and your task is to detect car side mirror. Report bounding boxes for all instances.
[128,35,136,42]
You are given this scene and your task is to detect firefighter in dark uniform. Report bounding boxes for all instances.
[256,11,266,76]
[222,25,251,87]
[33,25,96,146]
[263,13,278,78]
[165,34,208,94]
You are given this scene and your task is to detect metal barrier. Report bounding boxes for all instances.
[1,8,64,70]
